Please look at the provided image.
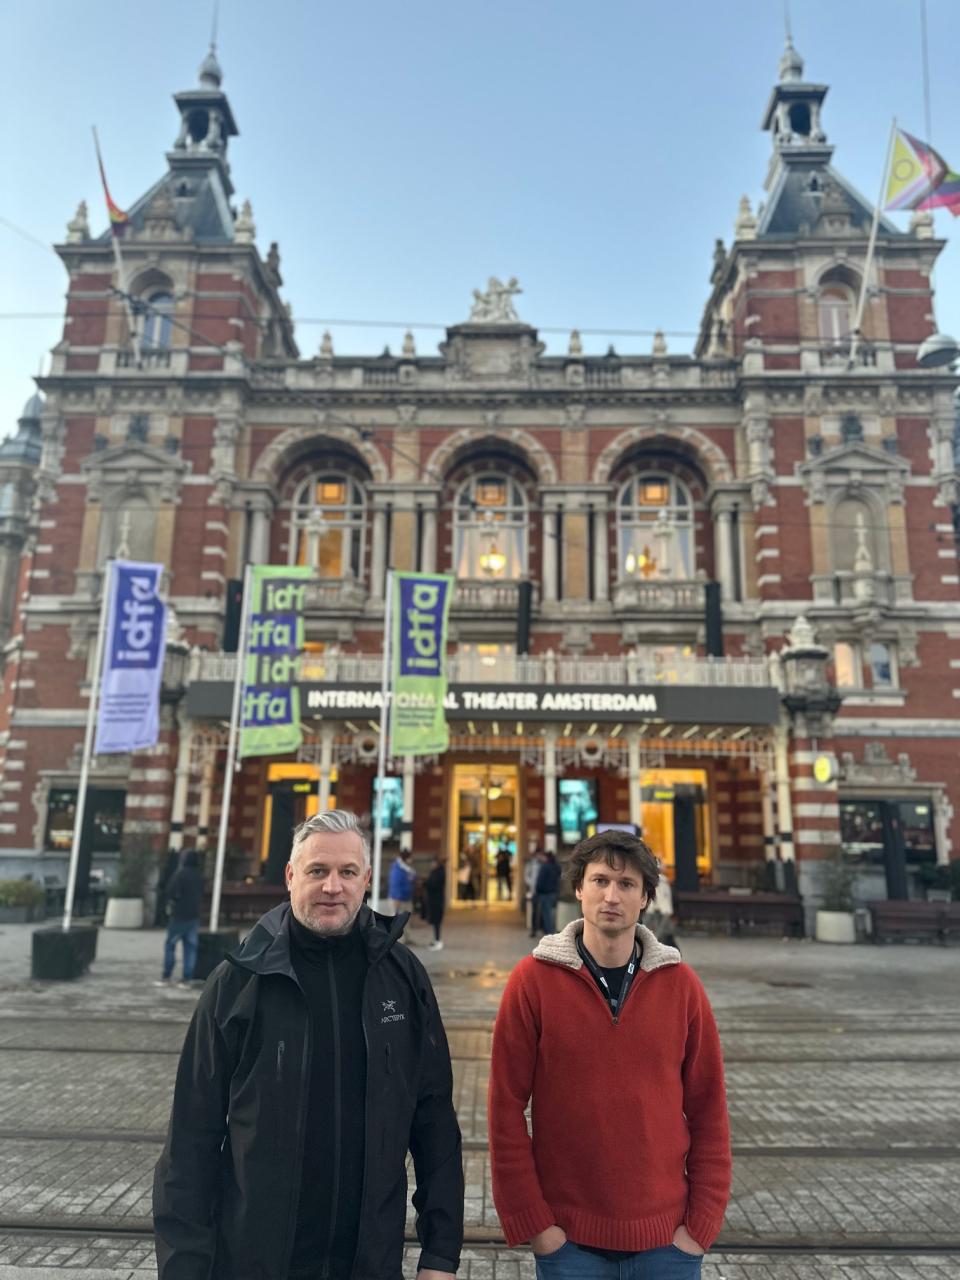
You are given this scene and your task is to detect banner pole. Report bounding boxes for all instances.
[209,562,253,933]
[849,117,896,369]
[371,570,394,912]
[62,560,114,932]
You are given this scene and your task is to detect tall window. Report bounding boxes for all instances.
[141,292,174,350]
[818,285,854,344]
[454,474,528,580]
[290,474,365,578]
[617,473,694,581]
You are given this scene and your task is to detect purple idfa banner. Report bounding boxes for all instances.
[94,561,167,755]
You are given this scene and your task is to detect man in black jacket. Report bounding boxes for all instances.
[153,809,463,1280]
[155,848,204,989]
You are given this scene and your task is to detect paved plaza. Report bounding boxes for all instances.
[0,910,957,1278]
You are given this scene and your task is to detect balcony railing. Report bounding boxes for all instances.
[453,580,536,611]
[612,578,706,612]
[303,578,368,611]
[189,649,771,689]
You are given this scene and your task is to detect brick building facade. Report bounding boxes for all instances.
[1,39,958,927]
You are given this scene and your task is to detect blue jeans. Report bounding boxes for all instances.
[536,892,558,934]
[535,1240,702,1280]
[163,918,199,981]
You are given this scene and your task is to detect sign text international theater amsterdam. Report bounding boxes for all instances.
[186,681,780,727]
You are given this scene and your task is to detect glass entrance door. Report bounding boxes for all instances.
[639,767,713,886]
[450,764,520,905]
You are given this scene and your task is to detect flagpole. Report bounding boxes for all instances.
[92,127,141,368]
[62,560,114,932]
[370,570,394,912]
[209,562,253,933]
[849,117,897,370]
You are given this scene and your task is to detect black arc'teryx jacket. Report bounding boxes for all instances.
[153,903,464,1280]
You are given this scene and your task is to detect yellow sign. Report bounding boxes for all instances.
[813,754,837,785]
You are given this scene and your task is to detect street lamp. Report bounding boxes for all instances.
[917,332,960,368]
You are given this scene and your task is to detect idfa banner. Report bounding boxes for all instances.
[95,561,167,755]
[390,572,454,755]
[239,565,312,758]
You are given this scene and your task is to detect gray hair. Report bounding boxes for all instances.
[290,809,371,866]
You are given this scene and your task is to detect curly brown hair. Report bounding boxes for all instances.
[567,829,660,901]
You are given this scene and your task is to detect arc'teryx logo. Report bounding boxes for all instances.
[381,998,405,1025]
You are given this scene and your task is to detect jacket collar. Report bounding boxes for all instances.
[228,902,408,978]
[533,917,681,973]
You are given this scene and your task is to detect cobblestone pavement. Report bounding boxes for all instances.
[0,915,956,1277]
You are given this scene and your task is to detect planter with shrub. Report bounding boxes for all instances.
[815,846,858,944]
[104,834,155,929]
[0,879,45,924]
[31,924,98,980]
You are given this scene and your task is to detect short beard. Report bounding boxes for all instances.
[291,899,363,937]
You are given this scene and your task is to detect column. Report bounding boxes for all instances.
[401,754,415,855]
[168,709,194,852]
[196,749,215,852]
[318,725,335,811]
[249,500,271,565]
[543,728,558,853]
[421,506,437,574]
[629,733,642,831]
[774,723,795,862]
[370,508,387,601]
[542,508,558,604]
[714,505,736,601]
[593,505,609,602]
[760,768,776,862]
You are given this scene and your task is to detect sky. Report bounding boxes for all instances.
[2,0,959,435]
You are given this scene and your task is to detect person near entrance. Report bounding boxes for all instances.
[389,849,418,941]
[424,854,447,950]
[154,849,203,990]
[496,844,513,900]
[488,828,731,1279]
[532,850,561,935]
[154,809,464,1280]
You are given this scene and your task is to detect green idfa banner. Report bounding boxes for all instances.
[239,566,313,759]
[390,572,454,756]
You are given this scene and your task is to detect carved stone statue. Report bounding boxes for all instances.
[468,277,522,324]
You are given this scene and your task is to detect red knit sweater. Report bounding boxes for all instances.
[488,924,731,1252]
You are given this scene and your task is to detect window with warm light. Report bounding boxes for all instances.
[617,473,694,581]
[454,474,527,580]
[289,473,365,578]
[458,642,516,681]
[833,642,860,688]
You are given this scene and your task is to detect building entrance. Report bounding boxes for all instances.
[450,763,520,906]
[261,764,320,884]
[640,767,713,889]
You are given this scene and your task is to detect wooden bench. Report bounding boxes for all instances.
[675,890,805,938]
[868,900,960,945]
[203,882,287,922]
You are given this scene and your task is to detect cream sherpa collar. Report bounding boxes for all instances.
[533,918,681,973]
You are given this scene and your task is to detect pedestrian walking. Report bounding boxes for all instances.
[644,861,677,948]
[457,853,476,901]
[154,808,463,1280]
[495,845,513,900]
[425,854,447,950]
[524,848,545,935]
[488,828,731,1278]
[154,849,203,990]
[533,850,561,935]
[388,850,417,916]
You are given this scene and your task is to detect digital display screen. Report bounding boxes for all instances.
[372,776,403,838]
[558,778,599,845]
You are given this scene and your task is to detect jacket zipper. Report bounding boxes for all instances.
[385,1041,392,1074]
[325,948,342,1271]
[281,982,311,1280]
[276,1039,285,1083]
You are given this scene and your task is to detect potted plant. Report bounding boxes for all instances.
[815,846,858,944]
[104,833,154,929]
[0,879,45,923]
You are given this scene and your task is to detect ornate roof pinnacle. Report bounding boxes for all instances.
[779,34,804,83]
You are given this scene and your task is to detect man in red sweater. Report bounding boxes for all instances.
[488,829,731,1278]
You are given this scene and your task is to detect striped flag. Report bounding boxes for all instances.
[884,128,948,211]
[918,170,960,217]
[93,128,130,235]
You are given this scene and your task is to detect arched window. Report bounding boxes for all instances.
[141,292,174,350]
[818,284,854,344]
[454,474,528,580]
[289,474,365,579]
[617,473,694,581]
